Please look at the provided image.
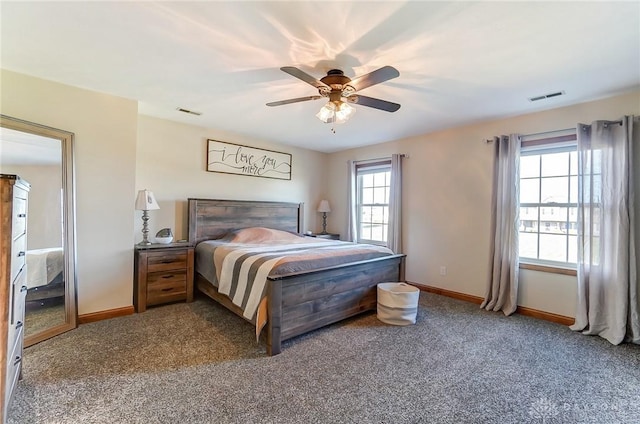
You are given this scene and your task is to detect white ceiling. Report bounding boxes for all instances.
[0,127,61,166]
[1,1,639,153]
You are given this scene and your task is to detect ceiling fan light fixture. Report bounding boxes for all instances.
[335,101,355,123]
[316,100,355,124]
[316,101,337,123]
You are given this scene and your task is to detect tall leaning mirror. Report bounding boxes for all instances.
[0,115,77,346]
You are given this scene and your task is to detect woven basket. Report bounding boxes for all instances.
[377,282,420,325]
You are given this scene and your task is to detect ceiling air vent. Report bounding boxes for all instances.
[176,107,202,116]
[528,91,565,102]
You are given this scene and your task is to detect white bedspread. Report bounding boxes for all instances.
[26,247,64,289]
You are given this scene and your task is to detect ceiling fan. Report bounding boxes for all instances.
[266,66,400,124]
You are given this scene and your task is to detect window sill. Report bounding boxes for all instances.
[519,262,577,276]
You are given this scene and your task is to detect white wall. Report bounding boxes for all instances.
[135,115,328,241]
[1,69,138,315]
[326,91,640,318]
[0,164,62,250]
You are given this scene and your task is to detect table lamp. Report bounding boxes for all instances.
[317,200,331,234]
[135,189,160,245]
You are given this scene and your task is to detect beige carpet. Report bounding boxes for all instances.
[8,293,640,424]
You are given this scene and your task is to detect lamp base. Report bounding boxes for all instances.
[139,210,152,246]
[321,212,328,234]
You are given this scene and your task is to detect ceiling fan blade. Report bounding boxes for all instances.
[266,96,323,107]
[348,66,400,91]
[280,67,328,90]
[348,95,401,112]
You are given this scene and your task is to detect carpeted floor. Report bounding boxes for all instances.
[7,293,640,424]
[25,301,66,338]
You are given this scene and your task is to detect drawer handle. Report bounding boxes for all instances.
[15,321,23,329]
[21,285,28,293]
[161,275,174,279]
[161,260,174,264]
[14,355,22,366]
[161,288,173,292]
[18,251,26,257]
[18,213,26,218]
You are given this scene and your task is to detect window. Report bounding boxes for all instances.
[519,134,577,268]
[356,161,391,245]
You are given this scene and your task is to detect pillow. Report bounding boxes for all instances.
[223,227,303,244]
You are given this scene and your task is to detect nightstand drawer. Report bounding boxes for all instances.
[147,271,187,306]
[147,252,187,272]
[147,269,187,286]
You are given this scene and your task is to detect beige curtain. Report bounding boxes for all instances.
[346,160,358,242]
[481,134,521,315]
[571,116,639,344]
[387,154,403,253]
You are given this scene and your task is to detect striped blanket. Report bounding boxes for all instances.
[195,230,393,337]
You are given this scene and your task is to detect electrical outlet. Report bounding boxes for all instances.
[440,266,447,276]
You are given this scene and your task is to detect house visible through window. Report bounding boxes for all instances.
[519,132,578,267]
[356,161,391,245]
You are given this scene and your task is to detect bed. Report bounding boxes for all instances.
[25,247,65,303]
[188,198,406,355]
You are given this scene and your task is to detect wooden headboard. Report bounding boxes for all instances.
[187,198,304,245]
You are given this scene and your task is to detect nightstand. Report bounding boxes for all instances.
[309,233,340,240]
[134,243,194,312]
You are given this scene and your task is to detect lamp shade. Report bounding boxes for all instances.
[135,189,160,211]
[317,200,331,213]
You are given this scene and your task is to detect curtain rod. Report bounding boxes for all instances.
[579,120,624,130]
[485,119,624,142]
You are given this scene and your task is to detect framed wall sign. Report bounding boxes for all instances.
[206,139,292,180]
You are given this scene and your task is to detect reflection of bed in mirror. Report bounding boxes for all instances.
[26,248,65,303]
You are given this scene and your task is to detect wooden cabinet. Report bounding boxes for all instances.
[309,233,340,240]
[1,175,30,423]
[134,244,194,312]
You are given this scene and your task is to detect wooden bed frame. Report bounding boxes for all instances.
[188,198,405,355]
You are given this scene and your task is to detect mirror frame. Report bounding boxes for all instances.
[0,114,78,346]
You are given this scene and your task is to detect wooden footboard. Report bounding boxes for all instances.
[266,254,405,355]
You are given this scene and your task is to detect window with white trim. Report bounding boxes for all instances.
[519,133,578,267]
[356,161,391,245]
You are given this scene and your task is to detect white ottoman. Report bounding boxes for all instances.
[377,282,420,325]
